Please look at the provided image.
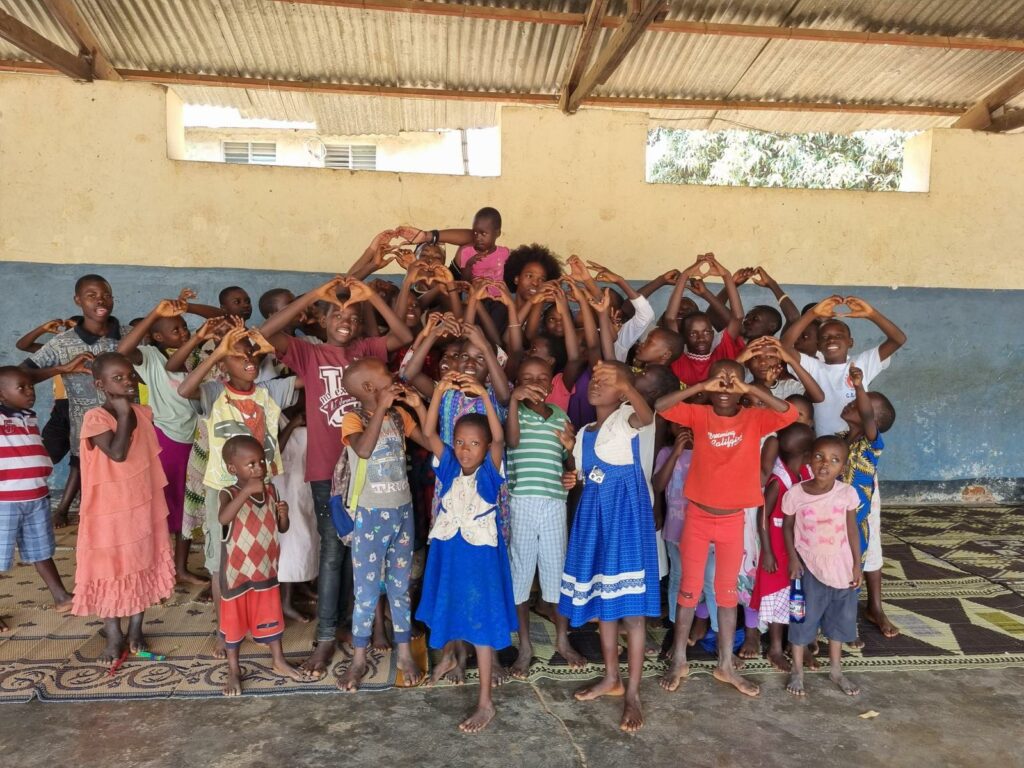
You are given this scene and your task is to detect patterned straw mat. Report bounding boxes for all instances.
[1,505,1023,702]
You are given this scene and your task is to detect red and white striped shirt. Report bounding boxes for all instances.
[0,408,53,502]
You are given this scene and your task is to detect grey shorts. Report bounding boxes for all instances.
[202,487,223,573]
[787,569,859,645]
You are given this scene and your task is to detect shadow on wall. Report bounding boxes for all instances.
[2,262,1020,502]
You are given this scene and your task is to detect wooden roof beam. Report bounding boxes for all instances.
[41,0,120,81]
[952,66,1024,129]
[278,1,1024,53]
[0,9,91,81]
[559,0,609,113]
[564,0,667,114]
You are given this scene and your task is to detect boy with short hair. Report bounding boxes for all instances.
[0,366,81,631]
[218,286,253,321]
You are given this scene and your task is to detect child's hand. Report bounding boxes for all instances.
[393,249,417,270]
[395,386,424,410]
[587,287,612,314]
[178,288,198,303]
[439,313,463,338]
[492,282,517,308]
[560,470,578,491]
[699,252,731,279]
[849,365,864,388]
[215,326,250,359]
[421,311,443,338]
[812,295,845,319]
[276,499,290,522]
[789,560,804,580]
[41,319,70,335]
[369,278,397,299]
[59,352,93,375]
[661,269,681,285]
[842,296,874,318]
[377,383,402,410]
[761,549,778,574]
[459,377,487,399]
[392,226,424,246]
[154,298,188,318]
[850,564,862,589]
[370,228,399,251]
[313,277,346,309]
[511,384,547,403]
[567,255,592,284]
[752,266,775,288]
[109,395,133,418]
[246,329,276,356]
[586,260,621,283]
[197,316,234,342]
[555,422,576,452]
[732,266,756,286]
[673,427,694,451]
[242,475,265,496]
[340,277,374,305]
[687,277,712,299]
[592,360,628,393]
[461,322,487,347]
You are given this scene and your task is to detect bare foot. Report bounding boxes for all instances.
[213,634,227,660]
[555,636,588,669]
[767,649,792,672]
[176,570,209,587]
[802,649,820,671]
[619,693,644,732]
[786,672,805,696]
[532,602,556,623]
[712,666,760,697]
[273,659,315,683]
[396,649,424,688]
[283,602,312,624]
[574,676,625,701]
[510,644,533,679]
[196,585,213,604]
[222,668,242,696]
[688,616,709,647]
[127,627,148,654]
[738,628,761,659]
[371,623,392,651]
[335,626,353,647]
[659,659,690,692]
[831,672,860,696]
[865,606,900,638]
[99,636,125,668]
[429,650,461,686]
[53,511,69,529]
[458,703,495,734]
[491,664,510,687]
[845,637,866,650]
[54,597,74,614]
[300,641,334,680]
[732,655,747,670]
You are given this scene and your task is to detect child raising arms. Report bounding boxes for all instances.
[72,353,177,664]
[416,375,518,733]
[783,435,863,697]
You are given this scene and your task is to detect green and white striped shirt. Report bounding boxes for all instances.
[507,404,569,501]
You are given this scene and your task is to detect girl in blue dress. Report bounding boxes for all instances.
[558,361,659,733]
[417,373,516,733]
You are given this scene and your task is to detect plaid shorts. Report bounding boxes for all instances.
[509,495,568,605]
[0,497,56,571]
[757,586,791,632]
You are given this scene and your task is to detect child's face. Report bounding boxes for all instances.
[683,316,714,356]
[221,342,258,385]
[587,371,623,408]
[794,321,819,358]
[404,297,421,328]
[0,371,35,410]
[471,216,499,253]
[741,308,775,341]
[790,399,815,428]
[515,262,546,301]
[676,297,699,320]
[221,288,253,321]
[527,338,556,368]
[151,316,190,351]
[418,244,444,264]
[457,341,489,383]
[543,307,564,337]
[95,360,137,399]
[453,423,489,472]
[438,341,462,376]
[634,330,672,365]
[817,321,853,364]
[516,360,553,397]
[746,352,782,385]
[74,280,113,325]
[228,444,267,483]
[810,442,848,483]
[321,304,362,346]
[364,363,395,405]
[839,398,862,429]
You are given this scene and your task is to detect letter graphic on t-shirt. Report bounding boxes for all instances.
[317,365,355,427]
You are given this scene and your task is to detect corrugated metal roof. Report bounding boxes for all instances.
[2,0,1024,134]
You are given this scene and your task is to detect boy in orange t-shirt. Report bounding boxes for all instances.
[655,359,797,698]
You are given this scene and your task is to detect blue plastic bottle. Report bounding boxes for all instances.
[789,578,807,623]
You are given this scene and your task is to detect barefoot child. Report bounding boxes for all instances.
[217,435,313,695]
[656,359,798,698]
[783,435,863,697]
[0,367,78,630]
[417,376,517,733]
[749,422,815,671]
[505,356,585,678]
[559,362,660,733]
[336,358,429,691]
[72,353,176,664]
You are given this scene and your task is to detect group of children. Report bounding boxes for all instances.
[0,206,906,733]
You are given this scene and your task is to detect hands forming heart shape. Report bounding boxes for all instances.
[814,295,873,319]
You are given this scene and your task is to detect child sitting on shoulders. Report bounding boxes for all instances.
[417,375,517,733]
[398,207,509,286]
[72,353,177,665]
[217,435,314,695]
[783,435,863,698]
[0,367,79,630]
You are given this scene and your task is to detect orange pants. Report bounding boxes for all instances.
[677,503,744,610]
[220,587,285,649]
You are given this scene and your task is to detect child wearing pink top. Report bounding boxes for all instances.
[783,435,862,699]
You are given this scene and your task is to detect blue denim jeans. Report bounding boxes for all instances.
[310,480,353,643]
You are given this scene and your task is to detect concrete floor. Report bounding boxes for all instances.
[1,667,1022,768]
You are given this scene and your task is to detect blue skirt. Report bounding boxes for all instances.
[416,531,517,650]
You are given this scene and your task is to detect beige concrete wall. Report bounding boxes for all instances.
[0,73,1020,289]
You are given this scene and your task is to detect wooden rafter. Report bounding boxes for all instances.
[563,0,667,114]
[952,66,1024,130]
[0,60,964,117]
[0,9,91,80]
[276,1,1024,53]
[42,0,120,81]
[986,109,1024,132]
[559,0,608,112]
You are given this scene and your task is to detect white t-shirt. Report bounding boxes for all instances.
[799,345,890,435]
[614,296,655,362]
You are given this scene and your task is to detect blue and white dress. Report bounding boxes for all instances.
[559,406,660,626]
[416,446,517,649]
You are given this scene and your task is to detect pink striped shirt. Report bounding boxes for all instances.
[0,408,53,502]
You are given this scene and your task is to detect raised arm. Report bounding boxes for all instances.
[462,322,510,405]
[87,398,136,463]
[844,297,907,362]
[259,277,345,354]
[422,376,455,459]
[702,253,743,338]
[566,278,601,369]
[753,267,800,325]
[638,269,681,300]
[16,319,68,353]
[178,326,248,400]
[346,386,401,460]
[781,296,843,349]
[164,316,230,373]
[118,297,189,364]
[776,342,826,404]
[849,365,878,442]
[462,379,506,470]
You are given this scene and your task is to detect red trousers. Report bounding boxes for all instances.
[677,503,744,610]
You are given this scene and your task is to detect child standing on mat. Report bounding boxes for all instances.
[783,435,863,697]
[217,435,313,696]
[72,353,177,665]
[558,361,660,733]
[417,375,517,733]
[0,366,81,631]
